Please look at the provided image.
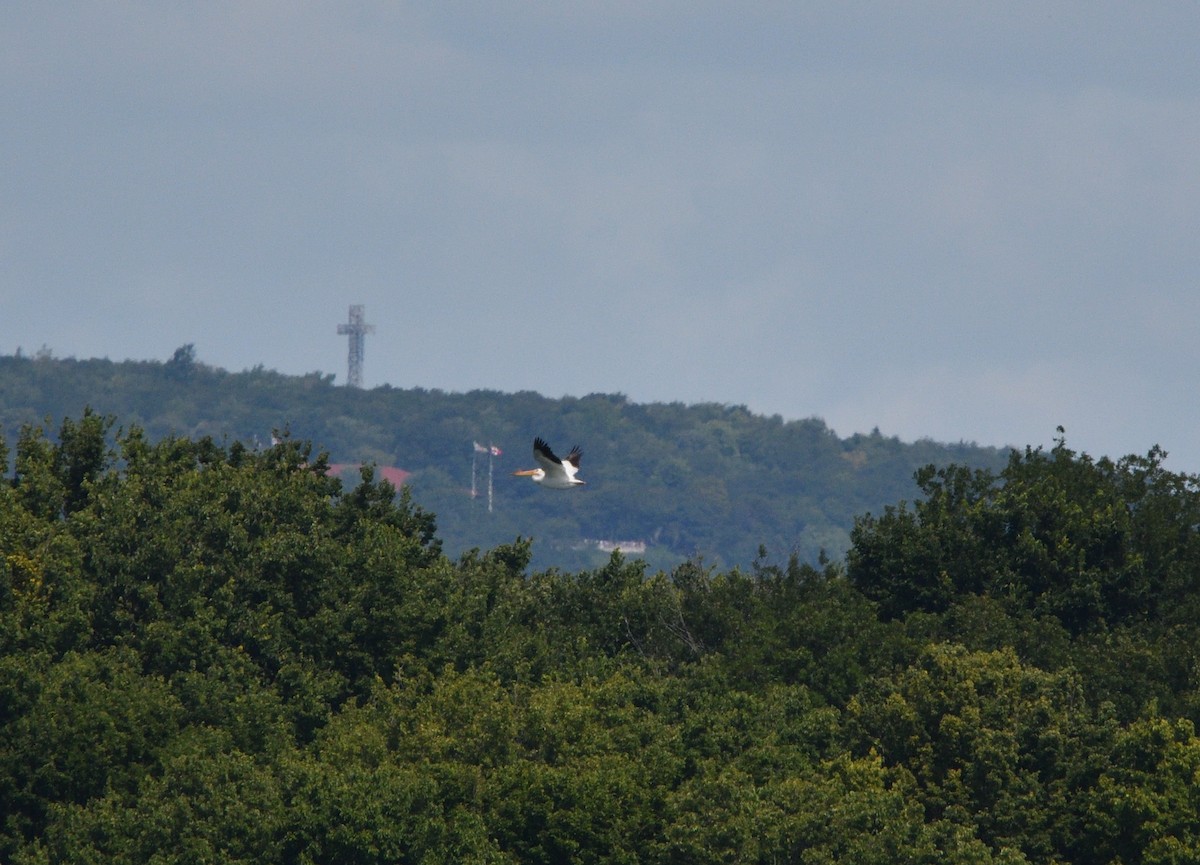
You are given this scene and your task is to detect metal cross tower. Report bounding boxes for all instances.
[337,304,375,388]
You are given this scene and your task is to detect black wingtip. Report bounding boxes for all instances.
[533,437,558,462]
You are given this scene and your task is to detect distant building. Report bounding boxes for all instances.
[326,464,410,487]
[582,539,647,555]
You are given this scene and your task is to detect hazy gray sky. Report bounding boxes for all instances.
[4,4,1199,468]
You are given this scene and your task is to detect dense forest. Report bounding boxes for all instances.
[0,349,1010,571]
[3,407,1200,863]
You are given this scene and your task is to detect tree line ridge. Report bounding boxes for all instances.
[0,350,1011,571]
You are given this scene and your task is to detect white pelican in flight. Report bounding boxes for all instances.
[513,437,586,489]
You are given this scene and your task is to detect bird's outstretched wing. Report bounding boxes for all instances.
[533,437,561,471]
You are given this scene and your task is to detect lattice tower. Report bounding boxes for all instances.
[336,304,375,388]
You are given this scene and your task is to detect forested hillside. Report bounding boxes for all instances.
[0,350,1010,570]
[2,412,1199,863]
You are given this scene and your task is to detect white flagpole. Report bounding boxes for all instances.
[487,447,494,513]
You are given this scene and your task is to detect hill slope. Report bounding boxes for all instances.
[0,350,1010,570]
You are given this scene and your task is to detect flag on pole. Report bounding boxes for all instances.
[489,445,502,456]
[473,441,489,453]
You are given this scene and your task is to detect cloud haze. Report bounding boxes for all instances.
[4,3,1199,468]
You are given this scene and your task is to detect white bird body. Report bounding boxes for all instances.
[513,437,585,489]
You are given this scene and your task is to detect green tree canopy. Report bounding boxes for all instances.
[849,432,1200,634]
[3,415,1200,864]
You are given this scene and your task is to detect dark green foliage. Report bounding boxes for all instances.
[850,432,1200,635]
[0,352,1011,570]
[4,414,1200,863]
[1075,716,1200,864]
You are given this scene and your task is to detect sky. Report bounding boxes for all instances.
[3,3,1199,469]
